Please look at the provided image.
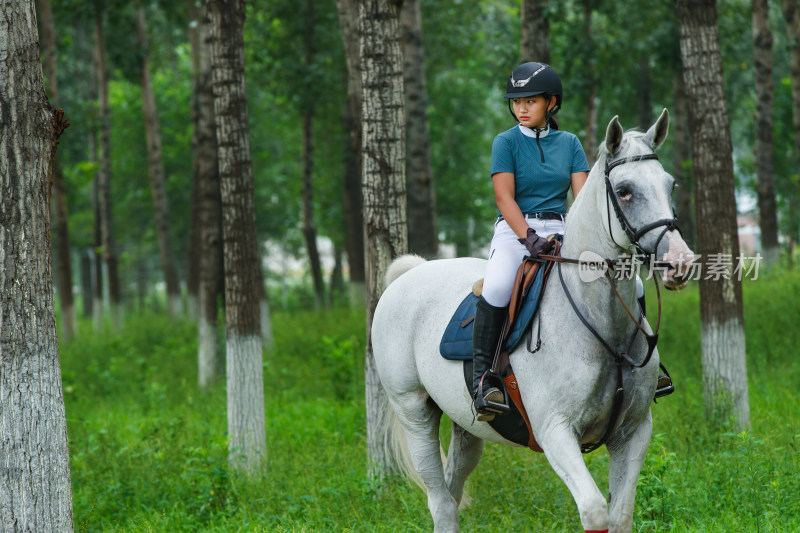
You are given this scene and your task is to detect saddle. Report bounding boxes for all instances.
[439,238,561,451]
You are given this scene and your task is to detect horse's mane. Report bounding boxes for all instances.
[568,130,653,230]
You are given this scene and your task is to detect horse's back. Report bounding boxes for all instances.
[373,257,486,370]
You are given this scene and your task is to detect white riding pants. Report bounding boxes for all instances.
[481,217,565,308]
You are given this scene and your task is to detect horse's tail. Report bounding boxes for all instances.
[383,397,472,508]
[384,254,426,291]
[383,396,443,492]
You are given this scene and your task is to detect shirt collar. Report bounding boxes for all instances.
[518,124,550,138]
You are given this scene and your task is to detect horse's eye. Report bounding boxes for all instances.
[616,188,633,201]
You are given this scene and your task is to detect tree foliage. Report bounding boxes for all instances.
[44,0,799,310]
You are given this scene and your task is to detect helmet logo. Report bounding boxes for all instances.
[511,64,547,88]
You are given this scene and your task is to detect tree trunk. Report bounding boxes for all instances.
[191,0,224,389]
[330,244,345,302]
[336,0,366,303]
[137,8,183,317]
[299,0,325,308]
[186,1,204,322]
[520,0,550,63]
[95,12,122,329]
[91,130,104,331]
[402,0,438,258]
[206,0,267,472]
[781,0,800,258]
[360,0,408,478]
[0,1,74,527]
[37,0,77,341]
[672,63,696,250]
[301,105,326,308]
[753,0,779,265]
[676,0,750,429]
[80,249,93,318]
[582,0,597,166]
[636,57,652,131]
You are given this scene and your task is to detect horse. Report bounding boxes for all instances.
[371,110,695,533]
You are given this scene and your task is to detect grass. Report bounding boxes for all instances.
[61,270,800,532]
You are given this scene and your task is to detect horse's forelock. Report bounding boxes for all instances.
[597,130,651,164]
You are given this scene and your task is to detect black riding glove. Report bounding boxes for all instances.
[518,227,552,258]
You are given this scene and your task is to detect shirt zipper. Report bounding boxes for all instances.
[536,128,545,163]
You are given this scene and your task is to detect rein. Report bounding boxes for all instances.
[536,151,677,453]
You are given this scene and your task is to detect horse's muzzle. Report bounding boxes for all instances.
[661,251,695,290]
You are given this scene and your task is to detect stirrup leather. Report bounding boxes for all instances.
[474,371,510,421]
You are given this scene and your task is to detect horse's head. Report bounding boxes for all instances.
[601,109,695,290]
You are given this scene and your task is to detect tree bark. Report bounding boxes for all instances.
[520,0,550,63]
[301,0,326,308]
[781,0,800,257]
[80,249,93,318]
[637,57,652,131]
[91,135,104,330]
[676,0,750,429]
[206,0,267,472]
[186,1,202,322]
[301,107,326,308]
[753,0,779,265]
[672,63,696,250]
[137,8,183,317]
[336,0,366,303]
[37,0,77,341]
[0,1,74,528]
[191,0,224,388]
[582,0,597,166]
[402,0,438,258]
[360,0,408,478]
[95,11,122,329]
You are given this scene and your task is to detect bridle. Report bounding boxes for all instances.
[604,153,680,257]
[538,150,682,453]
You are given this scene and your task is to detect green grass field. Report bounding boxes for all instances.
[62,270,800,532]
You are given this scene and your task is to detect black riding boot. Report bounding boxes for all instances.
[639,292,675,399]
[472,296,509,421]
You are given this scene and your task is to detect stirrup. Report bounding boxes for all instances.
[474,371,510,421]
[653,363,675,401]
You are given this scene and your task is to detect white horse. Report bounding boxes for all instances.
[372,110,694,533]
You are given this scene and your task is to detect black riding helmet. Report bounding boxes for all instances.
[504,62,562,122]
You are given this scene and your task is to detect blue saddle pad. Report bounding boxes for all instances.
[439,263,547,360]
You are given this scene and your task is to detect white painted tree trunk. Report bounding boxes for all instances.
[0,1,74,528]
[676,0,750,429]
[137,9,183,317]
[752,0,779,266]
[360,0,408,478]
[206,0,267,473]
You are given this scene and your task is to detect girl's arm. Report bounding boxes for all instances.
[570,171,588,198]
[492,172,529,239]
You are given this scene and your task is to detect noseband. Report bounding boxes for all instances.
[604,153,681,257]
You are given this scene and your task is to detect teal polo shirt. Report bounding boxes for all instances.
[491,125,590,215]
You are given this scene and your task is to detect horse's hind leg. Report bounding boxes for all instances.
[443,422,484,506]
[539,424,610,532]
[607,412,652,533]
[392,393,460,533]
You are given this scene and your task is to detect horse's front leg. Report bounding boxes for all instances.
[539,422,609,532]
[606,410,652,533]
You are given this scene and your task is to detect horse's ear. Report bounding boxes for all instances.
[645,108,669,150]
[605,115,624,156]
